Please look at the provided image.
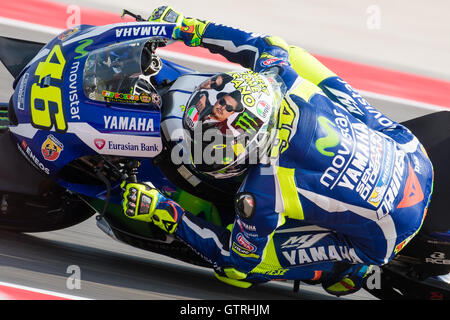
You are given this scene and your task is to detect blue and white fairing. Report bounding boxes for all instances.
[9,22,192,186]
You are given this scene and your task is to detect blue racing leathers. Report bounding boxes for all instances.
[172,22,434,283]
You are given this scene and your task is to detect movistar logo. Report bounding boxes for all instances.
[74,39,93,60]
[315,116,340,157]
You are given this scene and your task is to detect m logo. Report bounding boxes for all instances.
[315,116,340,157]
[74,39,93,60]
[281,233,330,249]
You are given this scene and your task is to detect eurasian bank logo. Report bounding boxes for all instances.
[315,116,340,157]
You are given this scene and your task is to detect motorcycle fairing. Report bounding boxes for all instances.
[8,22,193,179]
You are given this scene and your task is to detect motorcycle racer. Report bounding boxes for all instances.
[121,6,434,296]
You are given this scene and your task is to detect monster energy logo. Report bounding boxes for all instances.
[233,112,259,133]
[315,116,339,157]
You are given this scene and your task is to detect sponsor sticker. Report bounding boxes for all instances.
[17,72,29,111]
[115,25,167,38]
[18,140,50,174]
[94,138,106,150]
[232,242,260,259]
[236,233,257,252]
[261,57,284,67]
[93,139,160,154]
[185,106,199,129]
[103,115,155,132]
[41,134,64,161]
[256,100,270,119]
[102,90,140,103]
[69,61,81,120]
[70,123,162,157]
[58,28,79,41]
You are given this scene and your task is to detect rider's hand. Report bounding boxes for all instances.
[121,181,183,234]
[148,5,209,47]
[121,181,159,222]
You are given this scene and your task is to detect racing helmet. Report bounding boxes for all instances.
[182,70,284,179]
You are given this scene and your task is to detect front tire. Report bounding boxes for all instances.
[0,187,96,233]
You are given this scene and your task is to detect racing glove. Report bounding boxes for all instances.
[148,5,209,47]
[121,181,183,234]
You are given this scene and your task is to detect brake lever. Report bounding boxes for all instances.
[125,160,141,183]
[94,159,140,221]
[121,9,145,22]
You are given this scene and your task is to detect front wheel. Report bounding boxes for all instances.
[0,187,96,233]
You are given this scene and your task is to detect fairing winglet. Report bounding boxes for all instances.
[0,36,45,79]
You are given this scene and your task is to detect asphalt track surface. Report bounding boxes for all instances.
[0,2,447,301]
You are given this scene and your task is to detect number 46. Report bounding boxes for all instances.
[30,44,68,133]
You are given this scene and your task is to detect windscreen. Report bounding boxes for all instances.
[83,38,153,104]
